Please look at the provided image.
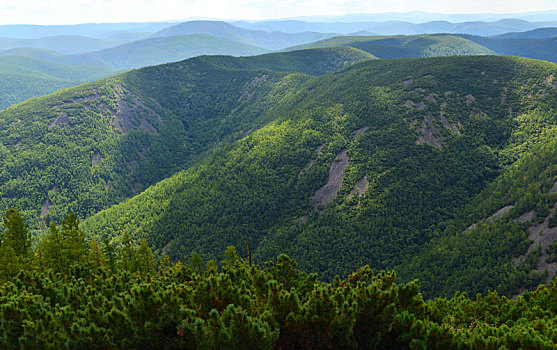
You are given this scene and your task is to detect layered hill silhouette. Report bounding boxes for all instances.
[2,20,557,112]
[290,33,557,63]
[495,27,557,39]
[152,20,336,50]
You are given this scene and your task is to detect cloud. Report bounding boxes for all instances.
[0,0,555,24]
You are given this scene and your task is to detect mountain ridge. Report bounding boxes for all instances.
[79,55,557,298]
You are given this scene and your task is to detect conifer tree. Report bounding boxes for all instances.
[39,221,64,272]
[189,252,204,273]
[136,238,155,276]
[60,212,87,266]
[0,244,19,280]
[118,231,136,272]
[102,237,117,273]
[2,209,32,258]
[88,239,106,270]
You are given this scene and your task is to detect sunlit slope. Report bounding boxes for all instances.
[0,47,369,228]
[84,56,557,298]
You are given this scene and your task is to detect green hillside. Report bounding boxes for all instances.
[0,56,114,110]
[196,47,376,75]
[0,34,270,110]
[81,55,557,298]
[0,47,370,229]
[0,47,65,61]
[459,35,557,63]
[287,34,495,58]
[71,34,270,69]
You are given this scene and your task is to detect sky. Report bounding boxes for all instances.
[0,0,556,24]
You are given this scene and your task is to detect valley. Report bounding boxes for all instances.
[1,9,557,347]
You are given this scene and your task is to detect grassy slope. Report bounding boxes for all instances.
[0,47,370,228]
[83,56,557,298]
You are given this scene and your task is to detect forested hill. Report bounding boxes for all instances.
[287,33,557,64]
[0,55,113,110]
[0,47,373,229]
[83,55,557,298]
[286,34,496,58]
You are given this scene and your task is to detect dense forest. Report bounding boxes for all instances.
[81,55,557,298]
[0,209,555,349]
[0,47,371,229]
[1,46,557,303]
[1,14,557,347]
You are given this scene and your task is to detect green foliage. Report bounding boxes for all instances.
[4,50,557,301]
[1,48,351,228]
[2,209,32,260]
[0,55,114,110]
[206,46,376,75]
[548,210,557,228]
[290,33,557,64]
[84,55,557,298]
[546,241,557,264]
[0,234,555,349]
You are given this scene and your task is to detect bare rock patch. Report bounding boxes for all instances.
[346,176,369,201]
[465,94,476,105]
[352,127,369,142]
[299,145,323,178]
[549,181,557,194]
[312,149,349,212]
[426,94,436,103]
[517,210,536,223]
[466,205,514,231]
[513,203,557,283]
[48,111,69,130]
[92,153,103,169]
[239,74,269,102]
[546,75,557,88]
[40,198,52,229]
[416,113,443,149]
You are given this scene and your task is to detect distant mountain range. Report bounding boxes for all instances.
[495,27,557,39]
[153,20,335,50]
[0,17,557,110]
[234,18,557,36]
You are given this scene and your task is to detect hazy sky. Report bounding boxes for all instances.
[0,0,555,24]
